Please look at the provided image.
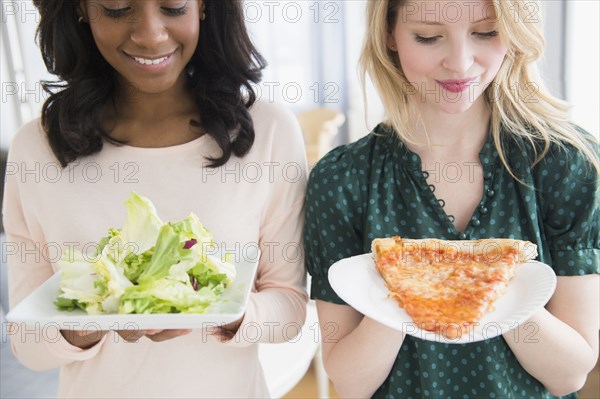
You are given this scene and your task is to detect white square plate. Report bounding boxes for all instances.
[6,251,259,330]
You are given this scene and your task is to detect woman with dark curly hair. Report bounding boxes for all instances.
[3,1,308,397]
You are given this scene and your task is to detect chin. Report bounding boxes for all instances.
[130,79,180,95]
[439,103,474,115]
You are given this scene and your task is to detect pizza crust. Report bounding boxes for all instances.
[372,237,537,263]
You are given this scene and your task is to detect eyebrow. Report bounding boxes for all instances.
[406,17,493,25]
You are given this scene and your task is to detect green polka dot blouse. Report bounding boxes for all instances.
[304,123,599,399]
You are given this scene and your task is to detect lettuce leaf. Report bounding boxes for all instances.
[121,191,163,254]
[120,278,219,314]
[55,191,236,315]
[137,223,196,284]
[55,249,103,313]
[169,214,236,285]
[122,248,154,284]
[91,242,134,314]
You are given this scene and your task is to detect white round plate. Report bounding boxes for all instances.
[328,253,557,344]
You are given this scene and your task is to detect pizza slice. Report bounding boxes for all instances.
[371,236,538,339]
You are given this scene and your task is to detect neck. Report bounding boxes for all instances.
[408,99,491,154]
[111,74,196,124]
[101,74,202,148]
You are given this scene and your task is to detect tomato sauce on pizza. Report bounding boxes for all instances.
[372,237,538,339]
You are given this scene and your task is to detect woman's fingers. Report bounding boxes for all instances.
[145,329,192,342]
[117,329,155,342]
[211,327,236,342]
[61,329,108,348]
[116,329,192,342]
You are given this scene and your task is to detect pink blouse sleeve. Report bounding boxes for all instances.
[2,122,107,371]
[223,104,309,347]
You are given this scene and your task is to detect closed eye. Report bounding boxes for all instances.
[102,6,131,18]
[101,4,188,19]
[163,1,189,16]
[474,30,499,39]
[162,5,188,16]
[414,34,440,45]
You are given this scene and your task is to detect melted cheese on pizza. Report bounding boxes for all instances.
[372,236,537,339]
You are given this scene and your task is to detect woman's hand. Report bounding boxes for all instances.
[61,329,192,348]
[503,274,599,396]
[317,301,406,398]
[61,329,107,349]
[209,318,243,342]
[61,316,245,348]
[117,329,192,343]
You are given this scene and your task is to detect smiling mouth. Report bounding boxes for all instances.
[125,51,175,65]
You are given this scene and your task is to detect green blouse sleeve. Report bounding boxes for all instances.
[304,147,365,304]
[536,142,599,276]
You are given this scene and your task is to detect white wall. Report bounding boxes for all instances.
[565,0,600,136]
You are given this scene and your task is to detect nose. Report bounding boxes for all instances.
[129,9,169,49]
[442,37,474,74]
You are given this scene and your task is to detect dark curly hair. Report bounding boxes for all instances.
[32,0,266,167]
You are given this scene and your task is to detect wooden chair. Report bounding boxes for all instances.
[297,108,346,165]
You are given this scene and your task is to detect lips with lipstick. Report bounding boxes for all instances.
[436,78,476,94]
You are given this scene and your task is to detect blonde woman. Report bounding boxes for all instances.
[304,0,599,397]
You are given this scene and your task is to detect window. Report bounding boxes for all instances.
[565,0,599,136]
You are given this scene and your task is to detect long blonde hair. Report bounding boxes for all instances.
[359,0,599,177]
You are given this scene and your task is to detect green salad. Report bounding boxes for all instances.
[55,192,236,314]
